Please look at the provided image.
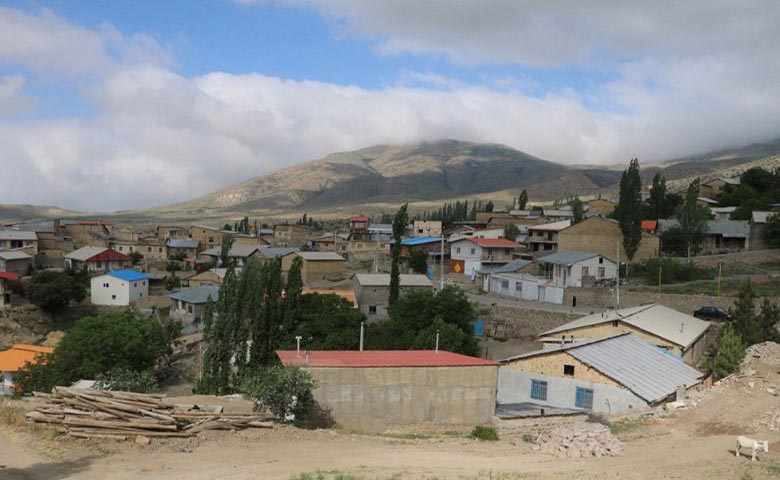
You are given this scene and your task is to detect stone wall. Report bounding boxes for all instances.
[484,305,579,340]
[307,365,498,431]
[563,288,737,315]
[0,305,52,348]
[667,248,780,269]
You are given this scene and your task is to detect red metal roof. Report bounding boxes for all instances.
[0,272,18,281]
[467,238,520,248]
[276,350,498,368]
[641,220,658,231]
[88,248,131,263]
[349,215,370,222]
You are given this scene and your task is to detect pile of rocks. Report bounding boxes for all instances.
[744,342,780,366]
[532,422,623,458]
[753,408,780,431]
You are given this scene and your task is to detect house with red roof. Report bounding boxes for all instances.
[64,246,131,273]
[0,271,18,309]
[449,237,522,276]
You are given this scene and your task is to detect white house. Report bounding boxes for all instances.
[449,238,521,277]
[538,251,617,288]
[487,272,564,304]
[90,269,149,306]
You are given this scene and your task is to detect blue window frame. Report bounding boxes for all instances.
[575,387,594,410]
[530,379,547,401]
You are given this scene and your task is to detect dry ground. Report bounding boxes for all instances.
[1,356,780,480]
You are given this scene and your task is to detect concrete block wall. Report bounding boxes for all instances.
[307,365,498,431]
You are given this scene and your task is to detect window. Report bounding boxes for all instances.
[456,247,461,254]
[598,267,605,278]
[470,248,475,255]
[500,280,509,289]
[147,247,152,252]
[531,380,547,401]
[598,257,604,264]
[612,320,619,327]
[368,305,377,314]
[581,266,589,277]
[563,364,575,376]
[111,295,116,300]
[575,387,594,410]
[159,248,163,253]
[103,283,109,288]
[515,282,522,292]
[133,282,137,287]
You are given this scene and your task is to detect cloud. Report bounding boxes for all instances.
[0,74,29,113]
[0,4,779,211]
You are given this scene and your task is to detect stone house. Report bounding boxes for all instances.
[587,198,616,217]
[538,251,617,288]
[295,251,347,284]
[58,220,113,249]
[658,219,750,254]
[272,224,311,248]
[526,220,572,253]
[199,245,264,267]
[185,268,234,288]
[348,215,371,238]
[166,238,199,260]
[412,220,443,237]
[114,237,167,262]
[277,350,498,431]
[65,246,132,273]
[156,225,189,241]
[255,247,299,277]
[497,333,704,415]
[190,225,222,250]
[0,251,33,275]
[699,177,740,200]
[311,232,350,255]
[450,238,521,276]
[0,272,19,309]
[90,269,149,306]
[169,285,219,334]
[351,273,434,322]
[556,216,659,263]
[540,304,711,365]
[0,230,38,255]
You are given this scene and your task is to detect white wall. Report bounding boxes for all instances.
[90,275,148,306]
[488,274,564,304]
[548,256,617,288]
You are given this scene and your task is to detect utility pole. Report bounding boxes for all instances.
[658,263,662,297]
[616,238,620,310]
[717,262,722,296]
[440,234,445,291]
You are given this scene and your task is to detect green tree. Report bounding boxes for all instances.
[758,298,780,343]
[615,158,642,264]
[518,189,528,210]
[223,223,233,231]
[712,324,746,378]
[389,203,408,305]
[408,248,429,275]
[129,250,143,265]
[95,367,159,393]
[280,293,366,350]
[220,232,234,267]
[26,270,86,313]
[570,197,584,224]
[484,201,494,213]
[766,213,780,248]
[648,172,667,220]
[238,365,318,425]
[731,282,759,345]
[504,223,520,241]
[675,179,711,259]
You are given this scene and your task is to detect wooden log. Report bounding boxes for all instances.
[62,418,179,431]
[246,421,274,428]
[68,428,193,438]
[68,432,127,441]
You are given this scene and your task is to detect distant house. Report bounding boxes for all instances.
[542,208,574,221]
[0,272,19,309]
[199,245,263,267]
[190,225,222,250]
[0,230,38,255]
[538,251,617,288]
[497,333,704,416]
[640,219,658,233]
[0,250,32,275]
[477,258,532,291]
[310,232,350,255]
[0,344,54,395]
[412,220,443,237]
[658,219,750,254]
[696,196,719,208]
[750,211,774,250]
[556,216,659,263]
[397,237,444,258]
[90,269,149,306]
[486,272,563,304]
[185,267,236,288]
[167,238,199,260]
[700,177,740,199]
[169,285,220,334]
[710,206,737,221]
[348,215,371,238]
[351,273,434,322]
[367,223,393,242]
[540,303,711,365]
[156,225,189,242]
[449,237,521,276]
[526,220,572,253]
[587,198,616,217]
[272,224,311,248]
[65,246,132,273]
[295,251,347,284]
[114,237,167,262]
[255,247,299,276]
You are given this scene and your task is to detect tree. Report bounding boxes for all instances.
[389,204,408,305]
[758,297,780,344]
[766,213,780,248]
[484,201,494,213]
[615,158,642,264]
[280,293,366,350]
[95,367,159,393]
[504,223,520,241]
[712,324,746,378]
[26,270,86,313]
[730,282,780,346]
[129,250,143,265]
[675,179,710,259]
[239,365,318,425]
[518,189,528,210]
[223,223,233,231]
[219,232,234,267]
[648,172,667,220]
[408,248,429,275]
[570,197,584,224]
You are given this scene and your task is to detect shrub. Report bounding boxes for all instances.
[95,367,158,393]
[26,270,86,313]
[630,258,713,284]
[712,323,746,378]
[239,366,318,426]
[469,425,499,441]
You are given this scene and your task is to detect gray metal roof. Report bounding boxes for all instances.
[658,219,750,238]
[201,245,263,258]
[353,273,433,287]
[257,247,299,258]
[0,250,32,261]
[568,334,704,403]
[168,285,220,304]
[296,251,346,261]
[538,251,601,266]
[0,230,38,241]
[167,238,199,249]
[542,304,710,349]
[752,211,775,224]
[477,258,531,275]
[64,246,107,261]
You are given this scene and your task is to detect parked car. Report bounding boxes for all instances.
[694,306,732,322]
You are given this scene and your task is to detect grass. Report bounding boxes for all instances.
[767,463,780,475]
[469,425,499,441]
[608,417,648,434]
[658,278,780,296]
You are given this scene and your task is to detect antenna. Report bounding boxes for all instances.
[359,322,364,352]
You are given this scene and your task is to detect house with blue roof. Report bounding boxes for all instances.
[90,269,149,306]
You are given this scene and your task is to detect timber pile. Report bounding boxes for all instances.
[25,386,273,441]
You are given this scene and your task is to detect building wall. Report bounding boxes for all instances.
[0,257,31,275]
[190,226,221,250]
[90,275,148,306]
[115,241,168,262]
[0,239,38,255]
[497,368,647,414]
[556,217,659,262]
[412,221,443,237]
[170,300,208,334]
[750,223,768,251]
[157,226,188,241]
[307,365,498,431]
[273,225,311,248]
[488,274,564,304]
[301,259,346,284]
[186,270,221,288]
[545,256,617,288]
[68,258,131,273]
[542,322,684,356]
[588,199,616,217]
[352,278,433,322]
[503,350,621,386]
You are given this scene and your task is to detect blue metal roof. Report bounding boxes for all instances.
[400,237,442,246]
[167,238,199,249]
[108,269,149,282]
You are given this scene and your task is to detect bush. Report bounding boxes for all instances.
[469,425,499,441]
[95,367,159,393]
[239,366,318,426]
[26,270,86,313]
[630,258,713,284]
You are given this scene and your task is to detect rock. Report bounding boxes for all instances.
[666,400,686,410]
[135,435,151,446]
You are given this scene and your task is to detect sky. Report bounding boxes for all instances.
[1,1,780,211]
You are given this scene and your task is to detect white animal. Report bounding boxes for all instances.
[736,436,769,461]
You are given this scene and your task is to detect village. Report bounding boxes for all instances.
[0,164,779,479]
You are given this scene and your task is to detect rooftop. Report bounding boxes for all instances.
[296,251,346,261]
[106,269,149,282]
[538,251,604,266]
[400,236,442,246]
[276,350,498,368]
[477,258,532,275]
[641,220,658,230]
[353,273,433,287]
[752,211,775,224]
[349,215,371,222]
[527,220,572,232]
[0,271,19,281]
[0,250,32,261]
[169,285,220,304]
[167,238,199,249]
[0,344,54,372]
[658,219,750,238]
[0,230,38,241]
[466,238,521,248]
[201,245,263,258]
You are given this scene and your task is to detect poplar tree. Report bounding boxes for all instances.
[518,189,528,210]
[389,203,409,305]
[649,173,667,220]
[616,158,642,264]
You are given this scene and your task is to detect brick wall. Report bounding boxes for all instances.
[557,216,659,262]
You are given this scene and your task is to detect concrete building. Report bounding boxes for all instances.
[255,247,299,276]
[156,225,189,241]
[190,225,222,250]
[0,230,38,255]
[699,177,740,200]
[0,344,54,395]
[397,237,445,258]
[497,333,704,416]
[58,220,113,249]
[367,224,393,242]
[352,273,434,322]
[749,211,774,251]
[587,198,616,217]
[348,215,371,238]
[65,246,132,273]
[556,216,659,263]
[311,232,350,255]
[90,269,149,306]
[487,272,564,304]
[526,220,572,253]
[540,304,711,365]
[0,272,18,309]
[114,237,167,262]
[169,285,219,334]
[710,206,737,221]
[295,251,347,284]
[450,237,521,276]
[477,258,532,291]
[167,238,199,260]
[658,219,750,254]
[273,224,311,248]
[185,268,235,288]
[277,350,498,431]
[412,220,443,237]
[200,245,264,267]
[538,251,617,288]
[0,251,33,275]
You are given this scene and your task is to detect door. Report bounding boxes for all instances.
[538,286,545,302]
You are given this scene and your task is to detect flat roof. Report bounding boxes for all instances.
[353,273,433,287]
[527,220,572,232]
[296,251,346,261]
[276,350,498,368]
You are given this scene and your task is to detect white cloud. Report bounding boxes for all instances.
[0,4,780,211]
[0,74,29,113]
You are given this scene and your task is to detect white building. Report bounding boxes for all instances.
[487,272,564,304]
[90,269,149,306]
[538,251,617,288]
[449,238,521,276]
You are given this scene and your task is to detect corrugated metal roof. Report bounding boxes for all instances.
[353,273,433,287]
[169,285,219,304]
[64,246,107,261]
[542,304,710,348]
[500,335,617,362]
[167,238,199,249]
[257,247,299,258]
[401,237,442,246]
[0,250,32,261]
[659,219,750,238]
[297,251,346,261]
[0,230,38,241]
[477,259,531,275]
[276,350,498,368]
[568,334,704,403]
[538,251,601,266]
[527,220,572,232]
[106,269,148,282]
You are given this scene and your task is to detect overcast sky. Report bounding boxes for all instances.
[1,1,779,211]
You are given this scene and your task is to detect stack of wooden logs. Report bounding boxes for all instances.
[25,386,273,441]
